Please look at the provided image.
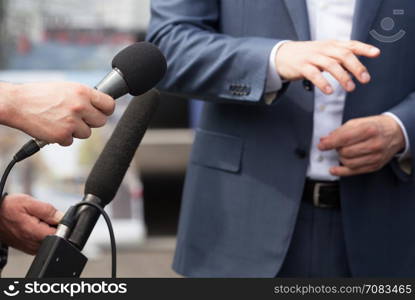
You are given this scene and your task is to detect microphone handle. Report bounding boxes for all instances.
[68,194,103,250]
[95,68,129,98]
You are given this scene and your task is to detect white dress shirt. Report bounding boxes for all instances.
[266,0,409,181]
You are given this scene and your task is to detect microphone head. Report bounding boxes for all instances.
[112,42,167,96]
[84,89,160,205]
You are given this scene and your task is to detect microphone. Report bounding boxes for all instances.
[13,42,167,162]
[66,89,160,250]
[95,41,167,98]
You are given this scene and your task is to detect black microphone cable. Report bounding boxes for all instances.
[0,159,16,204]
[0,139,44,204]
[0,140,51,272]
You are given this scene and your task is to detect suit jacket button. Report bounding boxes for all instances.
[303,80,313,91]
[295,148,307,159]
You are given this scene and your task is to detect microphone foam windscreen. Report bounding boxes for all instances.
[85,89,160,205]
[112,42,167,96]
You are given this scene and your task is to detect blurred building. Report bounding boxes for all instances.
[5,0,150,33]
[0,0,152,70]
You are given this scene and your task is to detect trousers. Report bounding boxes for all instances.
[277,201,351,277]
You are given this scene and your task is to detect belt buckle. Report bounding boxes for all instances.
[312,182,332,208]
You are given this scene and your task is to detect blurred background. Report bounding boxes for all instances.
[0,0,200,277]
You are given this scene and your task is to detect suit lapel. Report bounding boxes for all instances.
[344,0,385,121]
[282,0,310,41]
[351,0,385,41]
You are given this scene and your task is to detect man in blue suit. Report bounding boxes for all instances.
[147,0,415,277]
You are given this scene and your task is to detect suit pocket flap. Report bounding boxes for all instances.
[191,129,243,173]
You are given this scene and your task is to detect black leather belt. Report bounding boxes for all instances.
[302,180,340,209]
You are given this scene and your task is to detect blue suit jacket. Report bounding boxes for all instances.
[147,0,415,277]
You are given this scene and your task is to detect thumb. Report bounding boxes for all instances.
[318,126,348,151]
[24,199,63,225]
[50,210,64,224]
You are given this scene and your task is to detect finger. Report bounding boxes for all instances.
[51,210,64,224]
[26,219,56,241]
[330,164,380,177]
[19,241,40,256]
[27,245,40,255]
[319,123,375,150]
[81,105,108,128]
[302,65,333,94]
[59,136,74,147]
[15,213,56,246]
[324,45,371,84]
[339,153,383,169]
[90,90,115,116]
[312,55,355,91]
[73,121,92,140]
[338,139,382,159]
[24,199,63,225]
[342,40,381,58]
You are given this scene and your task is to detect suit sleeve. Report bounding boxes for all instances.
[146,0,286,104]
[388,92,415,181]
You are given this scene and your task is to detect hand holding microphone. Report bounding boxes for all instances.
[9,42,167,162]
[0,82,115,146]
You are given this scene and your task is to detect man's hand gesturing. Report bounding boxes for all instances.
[275,40,381,94]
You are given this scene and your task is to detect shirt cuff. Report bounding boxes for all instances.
[383,112,411,160]
[265,40,291,94]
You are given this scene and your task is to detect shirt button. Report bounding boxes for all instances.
[320,2,329,10]
[295,148,307,159]
[319,104,326,112]
[317,155,324,162]
[303,80,313,91]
